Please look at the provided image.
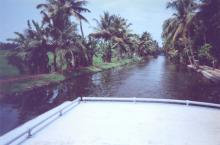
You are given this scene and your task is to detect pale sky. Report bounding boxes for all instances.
[0,0,172,46]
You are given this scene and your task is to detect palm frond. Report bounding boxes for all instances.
[27,20,32,30]
[70,10,88,22]
[36,3,49,9]
[71,6,91,13]
[32,20,41,33]
[14,32,25,41]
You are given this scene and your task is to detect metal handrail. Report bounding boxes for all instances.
[3,98,80,145]
[82,97,220,109]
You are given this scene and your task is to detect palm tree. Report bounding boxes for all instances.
[8,20,50,73]
[162,0,198,64]
[91,12,115,62]
[83,36,98,65]
[66,0,91,38]
[139,32,151,56]
[111,15,132,59]
[37,0,90,38]
[125,33,140,57]
[37,0,91,70]
[91,12,131,62]
[196,0,220,65]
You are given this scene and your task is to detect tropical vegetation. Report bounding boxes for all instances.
[3,0,160,75]
[162,0,220,68]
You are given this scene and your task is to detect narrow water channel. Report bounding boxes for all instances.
[1,55,220,136]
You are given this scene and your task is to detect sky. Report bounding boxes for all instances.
[0,0,172,46]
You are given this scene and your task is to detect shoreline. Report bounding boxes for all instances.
[0,56,146,95]
[187,64,220,83]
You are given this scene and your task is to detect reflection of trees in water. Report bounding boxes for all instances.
[55,72,116,98]
[1,73,102,127]
[1,87,49,126]
[87,67,136,97]
[90,71,115,96]
[53,67,135,98]
[54,76,93,100]
[56,72,107,97]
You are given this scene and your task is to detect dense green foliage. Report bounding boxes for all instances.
[162,0,220,67]
[91,12,160,62]
[5,0,159,75]
[0,50,20,78]
[198,44,214,65]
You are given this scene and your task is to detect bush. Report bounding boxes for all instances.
[198,43,214,65]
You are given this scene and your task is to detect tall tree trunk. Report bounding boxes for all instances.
[189,43,195,64]
[70,51,76,68]
[80,20,84,38]
[78,42,89,66]
[187,38,195,65]
[183,31,194,65]
[186,49,193,65]
[87,53,93,66]
[106,49,112,63]
[87,47,94,66]
[53,52,57,71]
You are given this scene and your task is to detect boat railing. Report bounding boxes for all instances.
[2,97,220,145]
[81,97,220,109]
[1,98,81,145]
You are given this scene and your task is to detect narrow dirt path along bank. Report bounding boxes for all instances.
[0,57,142,95]
[188,65,220,83]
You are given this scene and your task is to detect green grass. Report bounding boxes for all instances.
[93,55,103,65]
[0,73,65,94]
[0,50,20,78]
[76,56,142,74]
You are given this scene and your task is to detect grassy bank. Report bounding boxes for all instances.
[0,56,143,95]
[0,73,65,95]
[76,56,142,74]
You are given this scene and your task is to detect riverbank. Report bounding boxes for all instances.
[0,57,144,95]
[188,64,220,83]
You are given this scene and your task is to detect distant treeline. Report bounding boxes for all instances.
[0,42,18,50]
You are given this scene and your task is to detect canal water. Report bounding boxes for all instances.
[1,55,220,135]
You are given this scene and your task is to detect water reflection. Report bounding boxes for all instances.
[0,56,220,135]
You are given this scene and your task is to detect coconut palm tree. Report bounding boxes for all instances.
[138,32,152,56]
[37,0,90,38]
[162,0,198,64]
[124,33,140,57]
[37,0,91,70]
[91,12,131,62]
[91,12,116,62]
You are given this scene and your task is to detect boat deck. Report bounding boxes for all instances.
[1,98,220,145]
